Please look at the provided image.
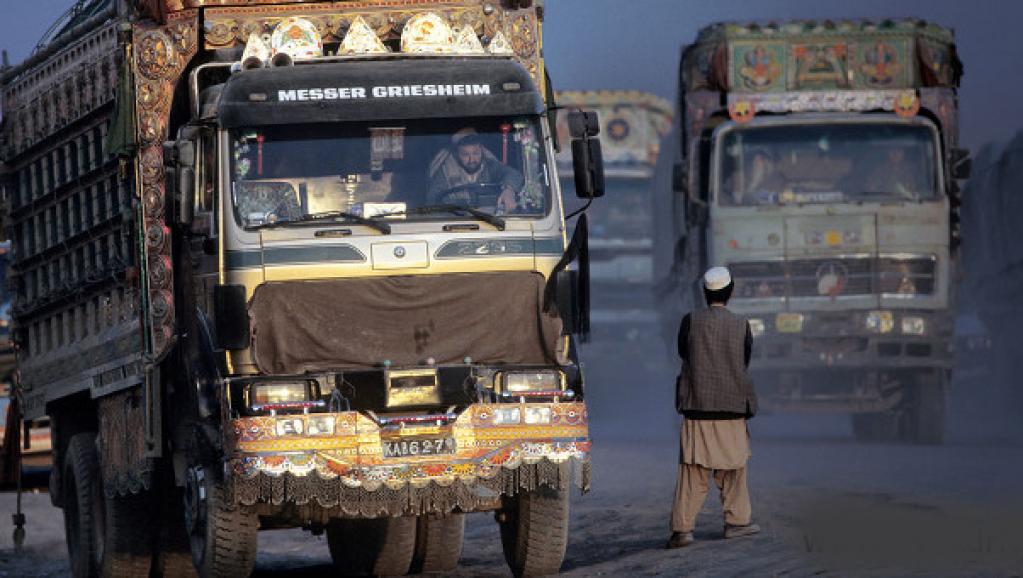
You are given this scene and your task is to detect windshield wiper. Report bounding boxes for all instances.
[397,204,506,231]
[299,211,392,234]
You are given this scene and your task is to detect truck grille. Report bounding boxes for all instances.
[730,256,936,299]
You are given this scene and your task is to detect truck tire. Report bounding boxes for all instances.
[326,517,416,577]
[186,470,258,578]
[411,513,465,574]
[102,492,155,577]
[902,371,947,445]
[62,433,104,578]
[498,486,570,577]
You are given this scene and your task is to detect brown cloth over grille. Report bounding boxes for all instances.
[249,271,563,374]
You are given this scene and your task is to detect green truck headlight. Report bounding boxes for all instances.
[502,370,563,393]
[775,313,804,333]
[901,316,926,335]
[865,311,894,334]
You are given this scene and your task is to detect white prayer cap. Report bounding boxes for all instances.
[703,266,732,291]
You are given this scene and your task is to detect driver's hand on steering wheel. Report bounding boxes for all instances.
[497,186,518,213]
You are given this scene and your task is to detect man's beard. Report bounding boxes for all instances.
[459,160,482,174]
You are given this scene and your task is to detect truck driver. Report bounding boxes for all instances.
[427,128,524,212]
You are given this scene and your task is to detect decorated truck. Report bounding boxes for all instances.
[655,19,971,444]
[0,0,604,576]
[557,91,672,333]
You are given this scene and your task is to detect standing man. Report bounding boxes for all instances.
[667,266,760,549]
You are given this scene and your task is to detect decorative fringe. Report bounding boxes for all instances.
[232,458,588,517]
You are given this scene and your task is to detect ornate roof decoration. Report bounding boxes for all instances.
[401,12,456,54]
[270,16,324,61]
[685,17,961,94]
[487,30,514,55]
[339,16,389,55]
[454,25,486,54]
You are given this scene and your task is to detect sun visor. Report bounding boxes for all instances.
[217,58,543,128]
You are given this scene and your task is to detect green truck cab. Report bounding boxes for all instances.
[656,19,971,444]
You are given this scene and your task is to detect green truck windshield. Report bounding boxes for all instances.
[718,122,939,206]
[230,116,550,229]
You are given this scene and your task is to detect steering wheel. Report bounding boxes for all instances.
[435,182,502,207]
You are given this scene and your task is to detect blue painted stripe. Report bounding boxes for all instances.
[225,245,366,270]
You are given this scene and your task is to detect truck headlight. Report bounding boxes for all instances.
[865,311,894,334]
[249,381,312,410]
[748,319,765,338]
[502,370,563,393]
[775,313,804,333]
[901,316,926,335]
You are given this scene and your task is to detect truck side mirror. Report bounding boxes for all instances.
[568,110,604,199]
[571,139,605,199]
[672,162,688,194]
[567,110,599,139]
[951,147,971,180]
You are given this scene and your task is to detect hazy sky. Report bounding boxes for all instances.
[3,0,1023,148]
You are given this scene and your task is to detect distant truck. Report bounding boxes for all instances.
[655,19,971,444]
[557,91,672,332]
[0,1,604,576]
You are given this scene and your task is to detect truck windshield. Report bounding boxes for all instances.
[717,122,939,206]
[229,116,550,229]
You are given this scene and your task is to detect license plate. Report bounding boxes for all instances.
[382,437,456,458]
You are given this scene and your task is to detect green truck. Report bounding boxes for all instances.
[655,19,971,444]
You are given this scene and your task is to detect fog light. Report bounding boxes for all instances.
[748,318,765,337]
[775,313,804,333]
[493,408,521,425]
[901,316,926,335]
[502,370,562,393]
[523,407,552,425]
[250,382,310,407]
[865,311,894,334]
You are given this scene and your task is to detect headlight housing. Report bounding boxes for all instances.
[500,370,564,394]
[865,311,894,334]
[775,313,804,333]
[247,381,318,412]
[901,316,926,335]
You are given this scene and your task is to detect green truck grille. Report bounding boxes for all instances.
[730,256,936,299]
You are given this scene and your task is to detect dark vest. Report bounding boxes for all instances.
[676,307,758,418]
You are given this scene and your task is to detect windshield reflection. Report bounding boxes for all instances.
[718,122,939,206]
[230,117,550,229]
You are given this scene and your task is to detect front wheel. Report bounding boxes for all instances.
[498,486,570,578]
[185,468,258,578]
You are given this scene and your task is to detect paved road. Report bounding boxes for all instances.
[2,321,1022,577]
